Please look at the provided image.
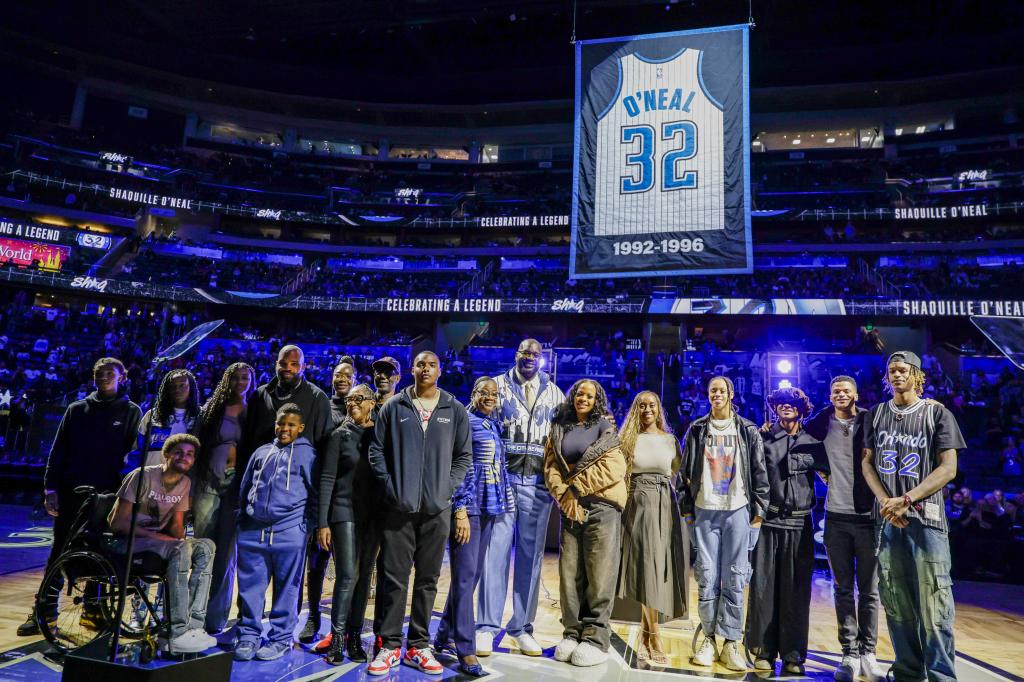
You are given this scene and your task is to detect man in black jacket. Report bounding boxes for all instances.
[804,375,884,682]
[237,344,333,642]
[366,351,472,676]
[19,357,142,635]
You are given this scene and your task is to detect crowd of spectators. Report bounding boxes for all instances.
[946,485,1024,579]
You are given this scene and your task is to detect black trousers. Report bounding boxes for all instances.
[346,509,383,638]
[328,522,357,635]
[745,519,815,663]
[38,489,89,617]
[377,509,450,649]
[824,514,880,655]
[298,538,332,621]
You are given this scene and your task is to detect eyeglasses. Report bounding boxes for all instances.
[517,351,542,359]
[475,391,499,399]
[345,395,375,405]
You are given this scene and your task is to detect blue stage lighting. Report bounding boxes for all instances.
[778,379,792,389]
[777,359,793,373]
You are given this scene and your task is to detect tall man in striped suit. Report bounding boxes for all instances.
[861,351,965,682]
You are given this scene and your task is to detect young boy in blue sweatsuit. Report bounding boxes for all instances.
[235,403,317,661]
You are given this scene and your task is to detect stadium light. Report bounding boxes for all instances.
[776,359,793,374]
[778,379,792,389]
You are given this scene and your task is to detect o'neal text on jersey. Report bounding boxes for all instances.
[622,88,697,117]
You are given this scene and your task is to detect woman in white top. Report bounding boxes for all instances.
[617,391,689,664]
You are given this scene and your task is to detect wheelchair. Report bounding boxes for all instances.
[34,485,171,658]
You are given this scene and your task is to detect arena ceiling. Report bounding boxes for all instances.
[6,0,1024,104]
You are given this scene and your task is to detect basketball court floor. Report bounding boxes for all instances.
[0,505,1021,681]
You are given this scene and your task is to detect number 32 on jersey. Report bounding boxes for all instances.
[620,121,697,193]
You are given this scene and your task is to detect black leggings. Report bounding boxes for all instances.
[329,522,357,635]
[300,538,332,621]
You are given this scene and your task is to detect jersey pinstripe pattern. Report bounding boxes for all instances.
[593,49,724,237]
[867,400,945,531]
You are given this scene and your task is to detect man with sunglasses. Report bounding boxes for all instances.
[476,339,565,657]
[371,357,402,415]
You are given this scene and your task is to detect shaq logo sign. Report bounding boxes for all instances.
[256,208,282,220]
[551,298,585,313]
[70,276,110,292]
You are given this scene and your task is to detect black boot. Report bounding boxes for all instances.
[325,632,346,666]
[298,615,320,644]
[346,633,368,662]
[16,611,40,636]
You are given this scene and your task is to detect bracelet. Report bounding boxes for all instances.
[903,494,914,507]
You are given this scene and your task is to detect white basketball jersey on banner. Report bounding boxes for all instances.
[594,49,724,236]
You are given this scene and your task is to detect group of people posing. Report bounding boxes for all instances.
[23,340,964,682]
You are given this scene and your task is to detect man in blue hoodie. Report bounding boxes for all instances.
[235,403,318,662]
[366,351,472,676]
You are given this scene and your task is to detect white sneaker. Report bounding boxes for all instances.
[168,629,208,654]
[554,638,579,662]
[188,629,217,650]
[835,654,859,681]
[860,652,885,681]
[510,632,543,657]
[719,641,748,671]
[691,635,717,666]
[475,631,493,657]
[570,641,608,667]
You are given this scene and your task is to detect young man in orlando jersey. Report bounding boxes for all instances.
[861,352,965,682]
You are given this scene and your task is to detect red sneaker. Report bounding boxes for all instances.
[368,647,401,676]
[312,631,332,654]
[403,647,444,675]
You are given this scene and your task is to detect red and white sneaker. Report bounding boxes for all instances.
[312,631,332,654]
[403,647,444,675]
[368,646,402,676]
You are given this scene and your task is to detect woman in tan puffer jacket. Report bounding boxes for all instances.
[543,378,626,668]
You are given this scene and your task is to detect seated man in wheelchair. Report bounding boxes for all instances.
[108,433,217,654]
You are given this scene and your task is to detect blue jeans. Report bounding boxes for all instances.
[477,475,553,638]
[878,520,957,682]
[692,507,752,641]
[132,536,215,639]
[192,473,237,632]
[438,513,499,656]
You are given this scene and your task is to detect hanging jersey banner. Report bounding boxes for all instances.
[571,25,752,279]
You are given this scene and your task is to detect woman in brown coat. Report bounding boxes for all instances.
[544,378,627,668]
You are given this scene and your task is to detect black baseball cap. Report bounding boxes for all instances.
[887,351,922,370]
[372,357,401,375]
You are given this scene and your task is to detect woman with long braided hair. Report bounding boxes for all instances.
[133,368,202,468]
[192,362,256,633]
